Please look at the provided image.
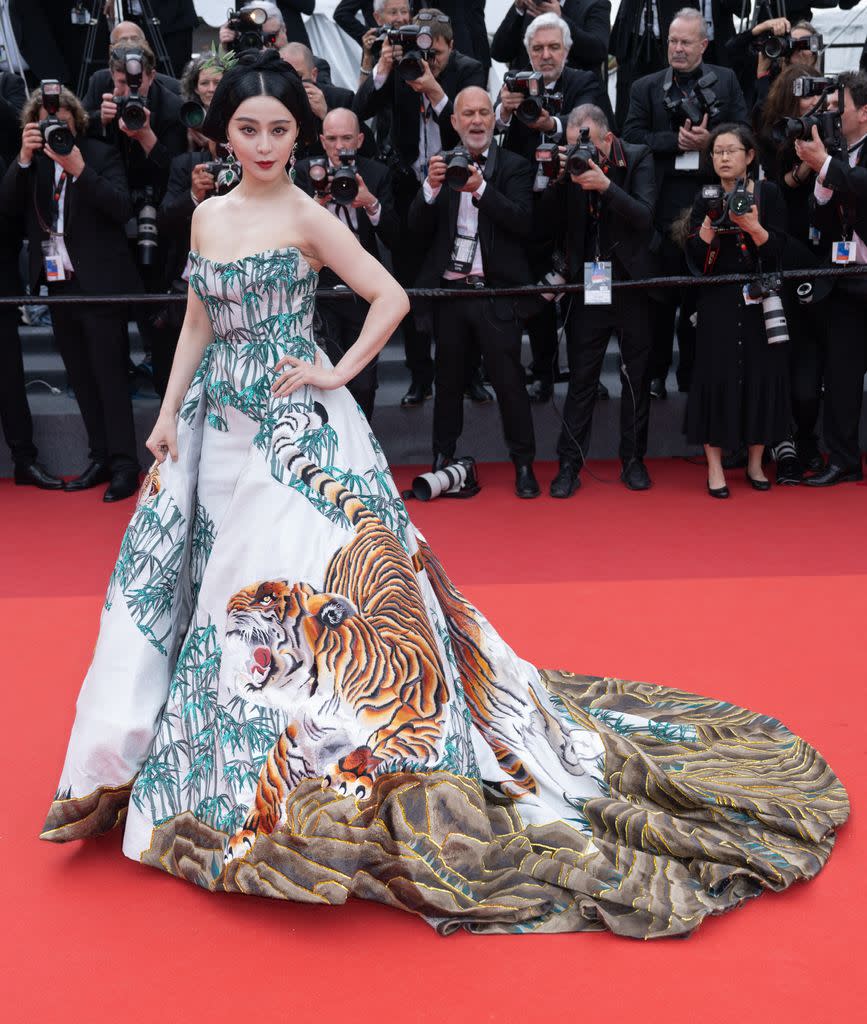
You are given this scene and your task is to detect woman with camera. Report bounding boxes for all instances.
[686,123,791,497]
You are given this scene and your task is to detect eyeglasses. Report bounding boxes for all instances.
[711,147,746,157]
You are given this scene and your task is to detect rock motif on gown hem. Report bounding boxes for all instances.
[41,247,850,938]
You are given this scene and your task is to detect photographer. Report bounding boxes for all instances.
[496,12,607,403]
[220,1,314,49]
[726,16,820,111]
[408,86,540,498]
[0,70,26,166]
[796,70,867,486]
[685,123,790,497]
[491,1,612,81]
[0,85,141,502]
[353,7,486,407]
[345,2,490,68]
[295,108,399,419]
[623,7,748,400]
[81,20,181,125]
[538,104,659,496]
[356,1,413,88]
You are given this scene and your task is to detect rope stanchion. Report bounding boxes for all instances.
[0,263,865,307]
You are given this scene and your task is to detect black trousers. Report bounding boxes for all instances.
[0,307,37,466]
[821,289,867,469]
[393,175,434,388]
[433,285,535,463]
[558,294,652,467]
[49,280,138,471]
[785,288,825,448]
[527,301,559,386]
[648,234,695,388]
[315,294,377,421]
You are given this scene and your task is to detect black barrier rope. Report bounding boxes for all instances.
[0,263,865,306]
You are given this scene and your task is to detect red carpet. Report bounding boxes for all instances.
[1,458,862,1023]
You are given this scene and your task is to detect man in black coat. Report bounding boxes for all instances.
[129,0,198,78]
[623,8,748,396]
[538,104,659,496]
[611,0,743,128]
[496,12,607,402]
[797,71,867,486]
[0,90,141,501]
[491,0,612,79]
[409,86,540,498]
[0,72,26,167]
[295,108,399,419]
[0,156,64,489]
[353,10,486,404]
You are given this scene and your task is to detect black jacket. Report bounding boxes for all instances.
[611,0,742,66]
[144,0,198,34]
[498,67,608,165]
[274,1,315,45]
[491,0,611,75]
[157,148,211,284]
[622,62,749,226]
[0,72,26,167]
[82,69,181,126]
[87,77,187,200]
[407,140,534,313]
[353,50,486,175]
[294,154,400,288]
[0,138,141,295]
[810,145,867,294]
[538,139,660,284]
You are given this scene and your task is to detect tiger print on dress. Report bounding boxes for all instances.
[222,406,450,861]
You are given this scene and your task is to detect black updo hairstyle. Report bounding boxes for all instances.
[200,48,317,146]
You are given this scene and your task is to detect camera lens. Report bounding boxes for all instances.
[120,97,147,131]
[180,101,205,129]
[43,121,75,156]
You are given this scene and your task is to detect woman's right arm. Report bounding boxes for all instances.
[145,207,214,462]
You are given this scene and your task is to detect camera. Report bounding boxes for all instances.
[565,127,598,176]
[440,147,473,189]
[534,142,560,180]
[226,6,267,51]
[308,150,359,205]
[38,79,75,156]
[664,71,721,128]
[746,274,789,344]
[750,31,822,62]
[379,24,434,81]
[701,178,754,230]
[180,100,206,130]
[773,75,844,152]
[135,187,158,267]
[113,49,148,131]
[200,158,241,196]
[411,457,479,501]
[503,70,563,127]
[793,74,836,98]
[70,3,91,26]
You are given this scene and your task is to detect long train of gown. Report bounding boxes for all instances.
[41,247,849,938]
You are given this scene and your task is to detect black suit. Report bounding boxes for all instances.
[274,1,316,45]
[491,0,611,76]
[353,49,486,388]
[623,61,748,386]
[295,155,399,419]
[0,155,37,469]
[0,72,26,167]
[809,145,867,470]
[126,0,197,77]
[538,140,659,467]
[408,141,536,463]
[0,139,140,472]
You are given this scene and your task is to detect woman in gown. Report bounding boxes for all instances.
[41,51,850,939]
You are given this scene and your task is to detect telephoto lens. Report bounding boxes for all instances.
[411,457,479,501]
[41,119,75,156]
[180,100,206,130]
[136,189,158,267]
[330,150,359,205]
[761,293,790,344]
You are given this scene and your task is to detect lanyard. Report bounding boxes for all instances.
[50,170,68,233]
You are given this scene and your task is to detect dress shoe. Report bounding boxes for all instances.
[775,454,802,486]
[804,463,863,487]
[103,468,141,503]
[549,461,580,498]
[797,444,825,474]
[514,462,540,498]
[596,380,609,400]
[746,471,771,491]
[464,379,494,403]
[649,377,667,400]
[13,461,65,490]
[400,382,432,407]
[707,480,730,499]
[431,453,453,473]
[621,459,652,491]
[64,461,111,492]
[526,379,553,403]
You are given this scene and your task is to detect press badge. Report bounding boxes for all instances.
[675,151,700,171]
[447,233,478,275]
[41,237,66,282]
[832,240,854,264]
[584,261,612,305]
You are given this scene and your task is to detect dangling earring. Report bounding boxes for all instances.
[224,141,234,158]
[290,142,298,183]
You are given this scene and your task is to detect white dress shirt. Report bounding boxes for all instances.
[814,135,867,264]
[373,65,448,182]
[423,149,489,280]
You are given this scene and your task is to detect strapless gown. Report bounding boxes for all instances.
[42,247,849,938]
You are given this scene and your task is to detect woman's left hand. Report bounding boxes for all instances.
[271,349,342,397]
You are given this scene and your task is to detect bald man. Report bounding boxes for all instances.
[408,86,540,497]
[294,109,400,420]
